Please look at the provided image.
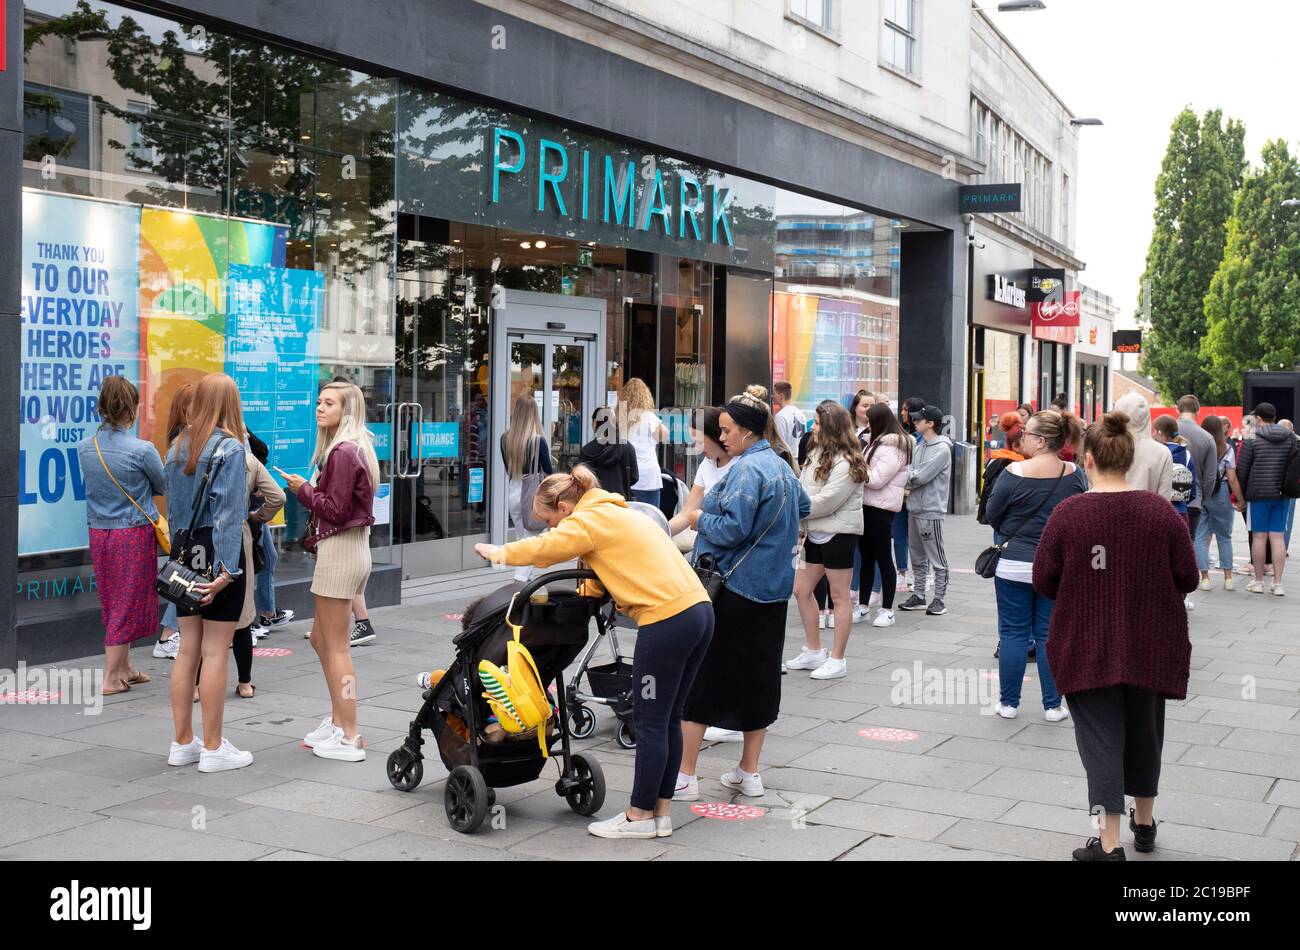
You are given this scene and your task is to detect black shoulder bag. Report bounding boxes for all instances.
[156,446,224,609]
[975,464,1065,579]
[692,479,789,603]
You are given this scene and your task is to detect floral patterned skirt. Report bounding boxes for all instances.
[89,524,158,646]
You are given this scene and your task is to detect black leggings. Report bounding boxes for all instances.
[858,506,897,609]
[195,625,254,687]
[814,576,832,611]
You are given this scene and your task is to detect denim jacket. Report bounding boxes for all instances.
[77,425,166,530]
[694,440,811,603]
[164,429,248,577]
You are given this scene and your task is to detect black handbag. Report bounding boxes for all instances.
[156,447,224,609]
[692,480,789,603]
[975,464,1066,579]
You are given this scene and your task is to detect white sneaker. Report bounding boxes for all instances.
[587,811,657,839]
[818,611,828,630]
[1246,580,1265,594]
[1184,596,1196,611]
[1224,575,1235,591]
[720,767,764,797]
[826,611,835,628]
[311,727,366,762]
[1198,577,1211,591]
[809,657,847,680]
[868,591,882,608]
[786,648,829,671]
[852,605,871,624]
[872,608,896,628]
[250,625,268,643]
[153,634,180,660]
[703,727,743,742]
[302,627,313,639]
[995,704,1018,720]
[1272,584,1286,596]
[303,716,335,748]
[654,815,672,838]
[197,738,254,773]
[1045,706,1070,723]
[673,772,699,801]
[167,737,202,766]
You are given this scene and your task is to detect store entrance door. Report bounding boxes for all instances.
[489,290,606,545]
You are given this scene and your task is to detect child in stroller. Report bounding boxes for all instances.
[387,570,609,834]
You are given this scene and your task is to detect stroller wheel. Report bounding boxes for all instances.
[386,747,423,792]
[444,765,490,834]
[564,752,606,816]
[568,704,597,740]
[615,720,637,750]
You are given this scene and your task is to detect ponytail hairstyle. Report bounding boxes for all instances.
[1153,414,1182,444]
[1084,410,1135,474]
[312,380,380,490]
[998,410,1024,454]
[811,400,870,484]
[531,464,599,517]
[1028,409,1084,454]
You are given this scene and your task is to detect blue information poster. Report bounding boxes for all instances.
[367,422,392,463]
[468,466,484,503]
[225,264,323,479]
[412,421,460,459]
[18,192,142,555]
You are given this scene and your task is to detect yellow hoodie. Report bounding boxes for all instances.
[495,489,709,626]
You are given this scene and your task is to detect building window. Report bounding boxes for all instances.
[789,0,834,31]
[1061,171,1070,244]
[124,100,154,171]
[882,0,919,76]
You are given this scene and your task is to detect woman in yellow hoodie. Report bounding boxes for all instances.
[475,465,713,842]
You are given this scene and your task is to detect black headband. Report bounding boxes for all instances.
[723,398,768,437]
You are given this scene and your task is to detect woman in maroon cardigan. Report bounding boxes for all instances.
[1034,410,1200,861]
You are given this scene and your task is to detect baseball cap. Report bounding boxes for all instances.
[1252,402,1277,420]
[917,406,944,425]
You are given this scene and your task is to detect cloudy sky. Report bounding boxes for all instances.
[990,0,1300,327]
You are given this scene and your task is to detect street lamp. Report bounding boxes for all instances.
[974,1,1047,10]
[1070,117,1104,126]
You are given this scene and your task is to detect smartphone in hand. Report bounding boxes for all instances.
[273,466,292,481]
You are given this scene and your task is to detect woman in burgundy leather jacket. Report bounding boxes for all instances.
[282,381,379,763]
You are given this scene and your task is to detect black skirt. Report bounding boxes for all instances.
[682,586,787,732]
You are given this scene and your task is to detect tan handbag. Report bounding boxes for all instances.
[94,434,171,554]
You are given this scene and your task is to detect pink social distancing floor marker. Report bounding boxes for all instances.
[858,727,919,742]
[0,690,61,704]
[690,802,766,821]
[252,647,292,658]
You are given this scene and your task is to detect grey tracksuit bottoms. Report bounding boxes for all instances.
[907,515,948,599]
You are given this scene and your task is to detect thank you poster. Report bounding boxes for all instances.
[18,192,141,555]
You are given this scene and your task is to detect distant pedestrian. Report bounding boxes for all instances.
[897,406,953,615]
[895,396,928,592]
[580,406,639,499]
[858,403,913,628]
[1280,419,1297,553]
[1153,416,1201,611]
[985,410,1087,721]
[501,393,553,582]
[154,382,196,661]
[1237,402,1292,596]
[1034,409,1199,861]
[1113,392,1173,498]
[772,381,807,462]
[619,378,668,508]
[78,376,167,695]
[1195,415,1244,589]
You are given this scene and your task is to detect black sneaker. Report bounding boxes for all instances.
[1072,837,1126,861]
[925,597,948,616]
[897,594,927,611]
[1129,808,1157,853]
[349,620,377,646]
[264,609,295,628]
[993,642,1000,658]
[1027,642,1036,660]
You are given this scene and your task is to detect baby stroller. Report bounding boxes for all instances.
[386,569,608,834]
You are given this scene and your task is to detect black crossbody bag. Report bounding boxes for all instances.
[975,465,1065,579]
[692,480,789,603]
[156,447,224,609]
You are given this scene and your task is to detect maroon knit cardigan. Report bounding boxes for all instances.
[1033,490,1200,699]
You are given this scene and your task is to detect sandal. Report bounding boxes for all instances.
[235,683,256,699]
[126,671,151,685]
[102,681,132,696]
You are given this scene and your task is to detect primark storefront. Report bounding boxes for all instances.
[0,0,965,665]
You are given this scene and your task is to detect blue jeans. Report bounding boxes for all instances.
[893,507,909,572]
[1194,483,1236,571]
[254,523,277,615]
[161,600,178,634]
[631,488,661,508]
[1286,498,1295,552]
[994,576,1061,710]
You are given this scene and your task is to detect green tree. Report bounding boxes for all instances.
[1137,107,1245,402]
[1201,140,1300,403]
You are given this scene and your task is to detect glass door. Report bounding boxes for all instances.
[507,334,594,490]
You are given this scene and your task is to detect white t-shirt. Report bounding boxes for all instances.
[627,411,662,491]
[693,455,732,493]
[776,404,807,460]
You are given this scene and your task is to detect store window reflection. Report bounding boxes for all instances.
[19,0,397,622]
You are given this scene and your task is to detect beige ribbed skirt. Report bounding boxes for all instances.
[311,526,372,599]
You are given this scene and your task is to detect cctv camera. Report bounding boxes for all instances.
[968,236,986,249]
[961,213,974,225]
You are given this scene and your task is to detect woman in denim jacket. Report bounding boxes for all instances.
[163,374,253,774]
[76,376,166,695]
[674,391,811,801]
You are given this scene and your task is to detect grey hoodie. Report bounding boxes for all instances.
[905,434,953,519]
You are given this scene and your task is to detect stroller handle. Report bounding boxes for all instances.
[507,568,603,627]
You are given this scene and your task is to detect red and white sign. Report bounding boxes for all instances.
[1031,289,1081,329]
[690,802,766,821]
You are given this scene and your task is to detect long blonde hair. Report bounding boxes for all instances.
[504,393,544,480]
[183,373,246,474]
[312,381,379,488]
[619,377,655,430]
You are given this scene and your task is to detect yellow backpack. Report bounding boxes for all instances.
[477,597,553,756]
